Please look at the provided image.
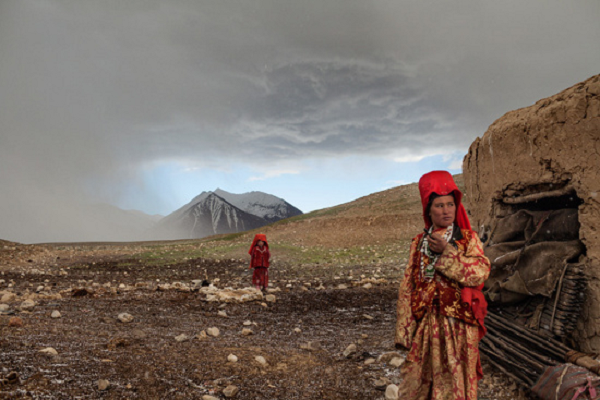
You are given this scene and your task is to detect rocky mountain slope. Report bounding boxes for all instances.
[155,189,303,240]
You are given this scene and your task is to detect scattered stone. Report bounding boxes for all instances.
[260,302,268,308]
[223,385,239,398]
[117,313,134,323]
[227,354,238,363]
[241,328,253,336]
[196,330,208,340]
[374,377,392,390]
[98,379,110,391]
[300,341,322,351]
[255,355,267,366]
[377,352,403,364]
[294,327,302,333]
[202,396,219,400]
[364,358,376,365]
[175,334,190,342]
[0,304,9,312]
[19,299,36,312]
[39,347,58,356]
[361,334,369,339]
[8,317,23,327]
[337,284,348,290]
[35,285,45,293]
[1,293,16,303]
[265,294,276,303]
[385,384,399,400]
[218,310,228,317]
[131,329,146,339]
[390,357,405,368]
[363,283,373,289]
[243,320,253,326]
[362,314,374,320]
[343,343,357,358]
[206,327,220,337]
[51,310,61,318]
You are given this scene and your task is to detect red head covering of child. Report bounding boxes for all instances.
[248,234,268,254]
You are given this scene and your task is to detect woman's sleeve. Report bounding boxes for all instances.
[395,239,418,350]
[249,248,255,269]
[434,230,490,287]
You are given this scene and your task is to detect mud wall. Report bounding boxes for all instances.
[463,74,600,351]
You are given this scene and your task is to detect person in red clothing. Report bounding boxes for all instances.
[248,234,270,291]
[395,171,490,400]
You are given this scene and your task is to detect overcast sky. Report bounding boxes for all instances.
[1,0,599,243]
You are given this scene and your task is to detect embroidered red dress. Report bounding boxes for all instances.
[395,171,490,400]
[249,234,270,290]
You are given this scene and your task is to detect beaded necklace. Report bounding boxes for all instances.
[420,224,453,280]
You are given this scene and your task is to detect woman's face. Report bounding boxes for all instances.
[429,195,456,229]
[257,240,265,247]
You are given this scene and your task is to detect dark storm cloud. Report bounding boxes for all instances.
[1,0,599,242]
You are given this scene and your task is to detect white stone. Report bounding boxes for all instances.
[363,314,374,320]
[98,379,110,391]
[390,357,405,367]
[223,385,239,398]
[117,313,134,323]
[218,310,228,317]
[51,310,61,318]
[175,334,190,342]
[20,299,36,312]
[39,347,58,356]
[241,328,253,336]
[294,327,302,333]
[385,384,399,400]
[254,355,267,366]
[227,354,238,363]
[364,358,376,365]
[243,320,253,326]
[0,304,9,312]
[207,327,220,337]
[265,294,276,303]
[343,343,357,357]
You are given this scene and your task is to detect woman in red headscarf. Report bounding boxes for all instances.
[249,234,270,291]
[395,171,490,400]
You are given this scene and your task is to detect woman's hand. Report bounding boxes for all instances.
[428,232,448,254]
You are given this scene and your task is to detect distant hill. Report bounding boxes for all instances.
[155,189,303,239]
[219,174,465,249]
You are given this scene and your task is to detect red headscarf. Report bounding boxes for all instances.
[418,170,471,230]
[248,234,268,254]
[418,171,487,360]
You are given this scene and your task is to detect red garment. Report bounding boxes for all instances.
[252,267,268,289]
[418,170,488,380]
[250,245,270,269]
[249,234,270,289]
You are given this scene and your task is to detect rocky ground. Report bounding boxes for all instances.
[0,240,532,400]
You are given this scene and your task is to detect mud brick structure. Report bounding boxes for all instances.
[463,74,600,351]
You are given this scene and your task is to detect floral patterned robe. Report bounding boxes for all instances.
[395,227,490,400]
